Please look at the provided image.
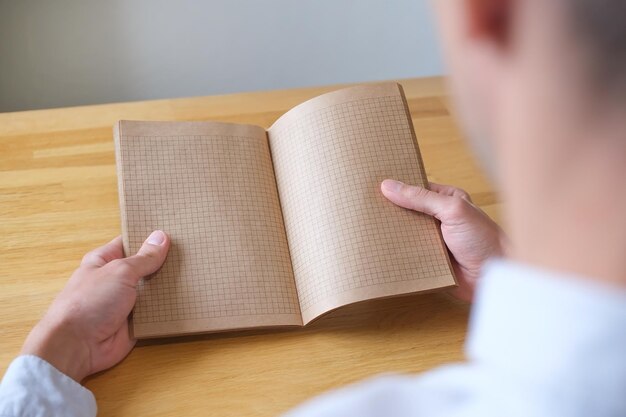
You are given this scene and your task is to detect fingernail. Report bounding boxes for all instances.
[382,179,403,193]
[146,230,166,246]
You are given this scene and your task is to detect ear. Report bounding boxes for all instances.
[467,0,514,48]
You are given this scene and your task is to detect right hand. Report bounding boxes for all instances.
[381,180,504,301]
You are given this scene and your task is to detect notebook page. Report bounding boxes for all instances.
[115,121,301,338]
[268,84,456,324]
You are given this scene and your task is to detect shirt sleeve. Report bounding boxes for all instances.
[0,355,96,417]
[283,259,626,417]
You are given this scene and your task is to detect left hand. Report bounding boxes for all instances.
[20,231,170,382]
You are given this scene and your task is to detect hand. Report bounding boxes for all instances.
[20,231,170,382]
[381,180,504,301]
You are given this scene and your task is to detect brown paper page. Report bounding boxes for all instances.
[268,83,456,324]
[115,121,302,338]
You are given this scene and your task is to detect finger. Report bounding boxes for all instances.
[381,179,452,220]
[110,321,136,359]
[429,182,473,202]
[92,321,136,375]
[119,230,170,284]
[81,236,125,267]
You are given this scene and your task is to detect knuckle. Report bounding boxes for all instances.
[403,184,428,200]
[457,189,471,200]
[139,247,159,262]
[446,196,469,218]
[457,189,473,202]
[80,253,92,264]
[81,250,97,265]
[109,259,133,277]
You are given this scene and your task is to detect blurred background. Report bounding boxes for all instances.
[0,0,444,112]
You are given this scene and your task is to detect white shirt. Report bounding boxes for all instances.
[2,259,626,417]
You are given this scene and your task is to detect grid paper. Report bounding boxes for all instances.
[117,126,300,337]
[269,87,455,323]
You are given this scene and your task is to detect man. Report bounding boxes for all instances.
[2,0,626,415]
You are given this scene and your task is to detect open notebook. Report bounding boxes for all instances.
[114,83,456,339]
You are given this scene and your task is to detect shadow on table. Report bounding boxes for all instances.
[84,290,469,416]
[134,291,469,347]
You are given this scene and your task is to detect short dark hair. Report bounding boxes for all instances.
[569,0,626,93]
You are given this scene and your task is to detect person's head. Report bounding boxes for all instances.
[434,0,626,181]
[433,0,626,279]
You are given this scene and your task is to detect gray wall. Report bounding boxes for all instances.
[0,0,444,112]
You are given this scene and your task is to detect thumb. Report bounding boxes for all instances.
[381,179,451,220]
[121,230,170,282]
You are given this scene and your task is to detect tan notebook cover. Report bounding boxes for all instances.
[114,83,456,339]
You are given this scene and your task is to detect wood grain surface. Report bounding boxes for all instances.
[0,77,499,416]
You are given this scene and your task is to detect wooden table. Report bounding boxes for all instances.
[0,77,498,416]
